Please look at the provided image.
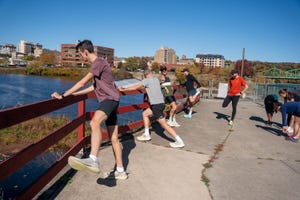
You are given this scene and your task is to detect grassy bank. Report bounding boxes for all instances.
[0,116,91,159]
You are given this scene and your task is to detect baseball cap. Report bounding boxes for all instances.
[230,69,238,75]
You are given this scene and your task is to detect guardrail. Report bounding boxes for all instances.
[0,85,190,199]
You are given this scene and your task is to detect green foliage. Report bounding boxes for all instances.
[23,55,34,61]
[151,62,159,73]
[0,58,9,67]
[113,68,133,79]
[124,56,151,71]
[0,116,91,155]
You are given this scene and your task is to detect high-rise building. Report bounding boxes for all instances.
[18,40,43,57]
[195,54,225,68]
[154,46,177,64]
[60,43,114,67]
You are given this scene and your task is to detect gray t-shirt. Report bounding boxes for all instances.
[141,77,164,105]
[89,57,120,102]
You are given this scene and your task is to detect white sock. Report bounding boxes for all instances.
[116,167,124,173]
[188,111,192,116]
[175,135,183,142]
[89,154,98,162]
[144,128,150,136]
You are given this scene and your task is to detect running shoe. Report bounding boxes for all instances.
[172,121,181,127]
[107,171,128,180]
[169,140,185,148]
[228,120,233,126]
[136,134,151,141]
[68,156,100,173]
[184,114,192,119]
[167,120,174,127]
[287,137,298,143]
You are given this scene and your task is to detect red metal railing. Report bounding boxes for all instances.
[0,85,190,199]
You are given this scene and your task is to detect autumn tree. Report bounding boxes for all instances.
[234,59,254,77]
[39,52,57,66]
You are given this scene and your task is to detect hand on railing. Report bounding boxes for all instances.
[51,92,63,100]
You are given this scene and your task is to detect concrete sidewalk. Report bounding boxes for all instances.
[37,99,300,200]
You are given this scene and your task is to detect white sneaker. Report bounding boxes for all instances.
[137,134,151,141]
[107,171,128,180]
[68,156,100,173]
[169,140,185,148]
[167,120,174,127]
[172,121,181,127]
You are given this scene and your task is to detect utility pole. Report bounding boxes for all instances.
[241,48,245,77]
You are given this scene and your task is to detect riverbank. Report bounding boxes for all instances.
[0,116,87,161]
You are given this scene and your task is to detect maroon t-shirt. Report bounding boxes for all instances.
[89,57,120,102]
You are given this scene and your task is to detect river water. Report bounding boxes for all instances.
[0,74,144,124]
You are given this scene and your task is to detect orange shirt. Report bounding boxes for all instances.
[228,77,247,96]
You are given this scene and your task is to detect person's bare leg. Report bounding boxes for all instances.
[293,116,300,138]
[90,110,107,156]
[108,125,123,168]
[142,108,152,129]
[158,117,177,138]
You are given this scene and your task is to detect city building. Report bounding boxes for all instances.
[0,44,16,56]
[178,54,195,65]
[18,40,43,57]
[61,43,114,67]
[154,46,177,64]
[195,54,225,68]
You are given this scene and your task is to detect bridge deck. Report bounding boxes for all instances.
[36,99,300,200]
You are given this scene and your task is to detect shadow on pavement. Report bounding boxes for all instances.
[214,112,230,121]
[151,121,175,142]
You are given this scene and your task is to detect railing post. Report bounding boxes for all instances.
[77,100,85,141]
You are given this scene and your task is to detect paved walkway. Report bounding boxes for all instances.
[37,99,300,200]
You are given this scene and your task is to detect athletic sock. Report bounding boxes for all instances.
[175,135,183,142]
[89,154,98,162]
[144,128,150,136]
[116,167,124,173]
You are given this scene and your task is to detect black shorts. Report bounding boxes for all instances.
[265,103,274,114]
[293,112,300,117]
[98,99,119,126]
[150,103,165,119]
[165,96,176,104]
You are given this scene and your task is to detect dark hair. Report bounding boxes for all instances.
[76,40,94,53]
[278,88,294,101]
[160,65,167,71]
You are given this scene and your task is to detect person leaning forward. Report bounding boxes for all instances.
[51,40,127,180]
[118,69,185,148]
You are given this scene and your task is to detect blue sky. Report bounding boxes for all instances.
[1,0,300,63]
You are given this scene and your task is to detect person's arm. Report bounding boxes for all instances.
[161,82,171,87]
[191,75,201,88]
[281,106,288,127]
[51,72,94,99]
[118,83,144,92]
[241,83,248,94]
[72,85,94,96]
